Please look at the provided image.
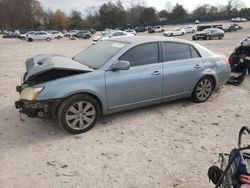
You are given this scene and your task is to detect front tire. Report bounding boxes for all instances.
[57,94,101,134]
[46,37,51,42]
[191,76,214,103]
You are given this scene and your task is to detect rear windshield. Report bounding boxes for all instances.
[73,40,128,69]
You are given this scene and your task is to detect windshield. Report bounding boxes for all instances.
[73,40,128,69]
[101,31,111,36]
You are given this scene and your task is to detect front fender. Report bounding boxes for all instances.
[35,70,108,111]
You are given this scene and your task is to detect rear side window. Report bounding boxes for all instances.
[164,42,201,61]
[113,32,122,37]
[190,46,201,58]
[119,42,159,67]
[164,42,191,61]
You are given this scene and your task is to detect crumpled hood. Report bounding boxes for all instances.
[24,54,93,81]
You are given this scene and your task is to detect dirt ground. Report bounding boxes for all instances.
[0,21,250,188]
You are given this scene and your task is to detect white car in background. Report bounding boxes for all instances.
[154,26,165,32]
[231,17,248,22]
[241,18,248,22]
[183,26,196,33]
[49,31,64,39]
[19,31,36,40]
[27,31,52,42]
[194,20,200,24]
[163,28,185,37]
[92,30,134,44]
[124,29,136,35]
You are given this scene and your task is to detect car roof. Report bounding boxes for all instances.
[107,36,195,45]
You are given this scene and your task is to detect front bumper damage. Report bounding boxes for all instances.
[15,86,60,120]
[15,99,50,118]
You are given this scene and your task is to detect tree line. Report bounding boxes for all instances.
[0,0,249,30]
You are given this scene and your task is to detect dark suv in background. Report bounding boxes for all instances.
[134,26,147,32]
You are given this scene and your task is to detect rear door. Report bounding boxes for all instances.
[105,42,163,108]
[36,32,46,40]
[162,42,204,98]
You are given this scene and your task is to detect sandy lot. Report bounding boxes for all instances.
[0,21,250,188]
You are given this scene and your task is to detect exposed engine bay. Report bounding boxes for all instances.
[20,54,93,87]
[23,69,85,85]
[228,36,250,85]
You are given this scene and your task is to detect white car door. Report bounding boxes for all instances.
[176,30,182,35]
[41,32,48,40]
[111,32,123,38]
[35,32,44,40]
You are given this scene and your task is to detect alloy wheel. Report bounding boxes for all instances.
[65,101,96,130]
[196,79,212,101]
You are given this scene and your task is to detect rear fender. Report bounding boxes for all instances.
[191,69,218,92]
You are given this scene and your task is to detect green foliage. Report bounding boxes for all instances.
[170,3,187,19]
[51,9,68,30]
[99,1,127,28]
[1,0,250,30]
[158,10,169,18]
[68,11,84,29]
[0,0,43,29]
[139,7,157,24]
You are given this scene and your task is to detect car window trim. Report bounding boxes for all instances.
[118,42,161,67]
[189,45,201,58]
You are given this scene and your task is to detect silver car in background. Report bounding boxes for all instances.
[27,31,52,42]
[15,36,231,134]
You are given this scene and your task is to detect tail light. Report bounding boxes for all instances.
[224,57,229,64]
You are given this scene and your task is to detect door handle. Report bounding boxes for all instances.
[151,71,161,76]
[194,64,202,69]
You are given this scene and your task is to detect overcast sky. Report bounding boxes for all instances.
[40,0,250,15]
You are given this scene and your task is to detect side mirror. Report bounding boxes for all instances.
[111,60,130,71]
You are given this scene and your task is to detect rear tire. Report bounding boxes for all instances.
[57,94,101,134]
[28,38,33,42]
[191,76,214,103]
[46,37,51,42]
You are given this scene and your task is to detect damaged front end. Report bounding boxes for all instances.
[228,36,250,85]
[15,54,93,120]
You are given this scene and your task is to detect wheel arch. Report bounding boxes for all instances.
[53,92,104,121]
[192,73,217,93]
[204,75,216,90]
[63,92,103,112]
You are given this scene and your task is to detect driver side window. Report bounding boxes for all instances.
[119,42,159,67]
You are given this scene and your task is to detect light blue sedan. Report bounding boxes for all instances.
[15,36,231,134]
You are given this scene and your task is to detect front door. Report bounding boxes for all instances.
[105,42,163,109]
